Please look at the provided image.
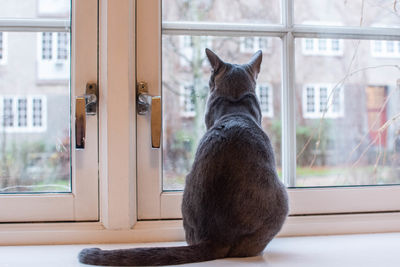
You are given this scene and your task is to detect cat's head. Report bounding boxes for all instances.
[205,48,262,98]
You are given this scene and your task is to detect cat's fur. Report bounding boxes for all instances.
[78,49,288,266]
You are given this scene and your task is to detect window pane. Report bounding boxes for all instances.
[295,38,400,187]
[0,31,71,193]
[162,0,280,24]
[294,0,400,27]
[162,35,282,190]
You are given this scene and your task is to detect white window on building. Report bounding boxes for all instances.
[178,36,211,67]
[0,96,47,132]
[240,37,270,53]
[256,84,273,117]
[180,85,196,117]
[0,32,8,65]
[303,84,344,119]
[302,38,343,56]
[371,40,400,58]
[37,32,70,81]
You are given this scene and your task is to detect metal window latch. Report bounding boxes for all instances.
[136,81,161,149]
[76,83,98,149]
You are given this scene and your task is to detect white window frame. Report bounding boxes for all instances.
[0,0,399,246]
[256,83,274,118]
[0,0,98,223]
[0,32,7,65]
[302,84,344,119]
[0,95,47,133]
[137,0,400,221]
[178,35,211,67]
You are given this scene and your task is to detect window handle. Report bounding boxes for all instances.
[136,82,161,149]
[75,83,98,149]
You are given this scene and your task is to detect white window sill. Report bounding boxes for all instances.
[1,232,399,267]
[0,212,399,246]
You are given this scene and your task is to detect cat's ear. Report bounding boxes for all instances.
[205,48,224,71]
[247,50,263,79]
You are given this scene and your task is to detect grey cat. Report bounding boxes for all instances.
[78,49,288,266]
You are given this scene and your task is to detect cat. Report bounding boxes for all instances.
[78,49,288,266]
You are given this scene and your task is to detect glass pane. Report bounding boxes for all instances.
[0,1,71,193]
[295,38,400,187]
[294,0,400,27]
[162,35,282,190]
[162,0,280,24]
[0,0,70,19]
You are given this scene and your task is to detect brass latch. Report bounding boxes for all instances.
[75,83,98,149]
[136,81,161,149]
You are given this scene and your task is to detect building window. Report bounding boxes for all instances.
[3,98,14,127]
[303,84,343,119]
[178,36,211,67]
[240,37,270,53]
[37,32,70,81]
[0,32,7,64]
[57,32,69,60]
[302,38,343,56]
[371,40,400,58]
[180,85,195,117]
[0,96,46,132]
[17,98,28,127]
[256,84,273,117]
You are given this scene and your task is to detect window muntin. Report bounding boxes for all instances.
[302,85,343,119]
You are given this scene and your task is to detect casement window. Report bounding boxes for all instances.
[0,32,7,65]
[0,96,47,132]
[37,32,70,81]
[0,0,98,222]
[240,37,270,53]
[137,0,400,222]
[302,84,343,119]
[302,38,343,56]
[256,84,273,118]
[371,40,400,58]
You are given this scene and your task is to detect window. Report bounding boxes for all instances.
[0,32,7,64]
[256,84,273,117]
[138,1,400,222]
[178,35,211,67]
[371,40,400,58]
[0,96,47,132]
[180,85,196,117]
[302,84,343,119]
[0,0,98,223]
[240,37,270,53]
[302,38,343,56]
[37,31,70,81]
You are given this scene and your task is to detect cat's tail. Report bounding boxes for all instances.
[78,242,230,266]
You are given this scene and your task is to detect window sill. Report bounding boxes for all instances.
[0,212,399,246]
[1,232,399,267]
